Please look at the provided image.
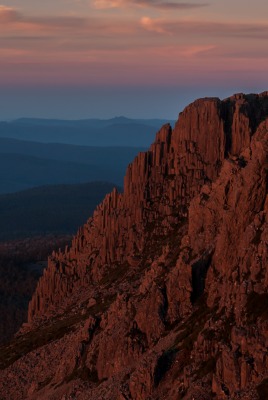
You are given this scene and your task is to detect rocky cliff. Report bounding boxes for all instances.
[0,236,71,345]
[0,92,267,400]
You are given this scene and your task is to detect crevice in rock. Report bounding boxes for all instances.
[159,285,168,324]
[244,94,268,135]
[127,321,148,353]
[220,100,234,157]
[154,348,177,387]
[190,253,212,304]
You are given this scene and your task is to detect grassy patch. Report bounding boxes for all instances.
[0,293,116,370]
[0,316,78,370]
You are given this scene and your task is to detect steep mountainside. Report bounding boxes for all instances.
[0,92,267,400]
[0,236,71,345]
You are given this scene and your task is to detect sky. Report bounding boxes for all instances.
[0,0,268,119]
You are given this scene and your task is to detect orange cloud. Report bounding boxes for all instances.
[140,16,169,34]
[0,5,21,23]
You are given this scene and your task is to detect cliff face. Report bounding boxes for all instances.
[27,92,268,323]
[0,92,268,400]
[0,236,71,345]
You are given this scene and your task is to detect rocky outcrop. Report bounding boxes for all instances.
[27,92,268,323]
[0,92,268,400]
[0,236,71,345]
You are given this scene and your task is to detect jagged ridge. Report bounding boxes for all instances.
[0,92,267,400]
[28,92,268,322]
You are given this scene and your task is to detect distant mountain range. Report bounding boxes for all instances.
[0,117,174,147]
[0,117,174,193]
[0,182,117,241]
[0,138,145,193]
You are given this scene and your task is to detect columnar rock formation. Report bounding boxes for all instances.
[0,92,268,400]
[28,92,268,323]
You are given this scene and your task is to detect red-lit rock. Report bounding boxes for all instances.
[0,92,268,400]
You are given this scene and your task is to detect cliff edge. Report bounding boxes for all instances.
[0,92,267,400]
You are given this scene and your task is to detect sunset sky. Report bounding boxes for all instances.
[0,0,268,119]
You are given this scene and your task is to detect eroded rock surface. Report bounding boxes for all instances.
[0,92,268,400]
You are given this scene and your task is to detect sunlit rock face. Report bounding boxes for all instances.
[0,92,268,400]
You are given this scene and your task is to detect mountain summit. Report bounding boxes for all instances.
[1,92,268,400]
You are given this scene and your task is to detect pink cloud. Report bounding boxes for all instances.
[140,17,169,34]
[0,5,267,88]
[93,0,209,10]
[0,5,21,23]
